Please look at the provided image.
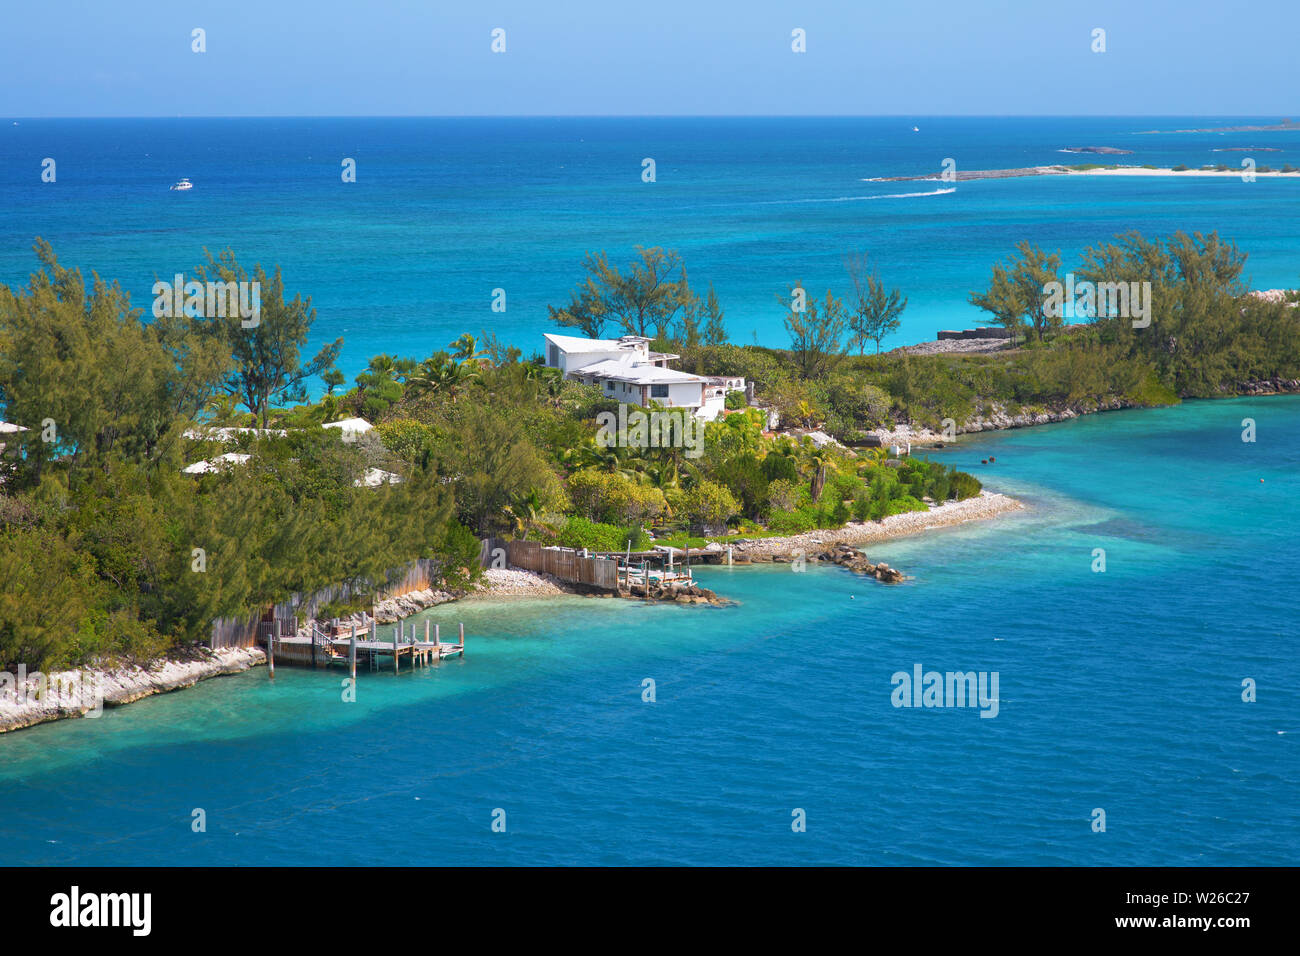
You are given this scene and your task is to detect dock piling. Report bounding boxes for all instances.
[349,623,357,682]
[269,620,277,678]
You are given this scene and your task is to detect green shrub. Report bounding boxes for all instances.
[558,517,648,553]
[767,508,817,534]
[950,471,982,501]
[879,495,928,517]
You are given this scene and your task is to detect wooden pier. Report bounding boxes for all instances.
[265,618,465,675]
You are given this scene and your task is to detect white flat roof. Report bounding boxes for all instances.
[544,332,653,353]
[322,417,373,433]
[182,452,251,474]
[572,359,707,385]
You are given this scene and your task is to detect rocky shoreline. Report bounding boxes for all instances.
[372,586,462,622]
[1233,377,1300,396]
[0,646,265,734]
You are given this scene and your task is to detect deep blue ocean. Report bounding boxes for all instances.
[0,118,1296,865]
[2,116,1298,382]
[0,397,1296,866]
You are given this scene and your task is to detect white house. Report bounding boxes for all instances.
[543,332,743,421]
[543,333,679,376]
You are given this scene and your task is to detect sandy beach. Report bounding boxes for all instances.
[727,491,1024,559]
[469,491,1026,588]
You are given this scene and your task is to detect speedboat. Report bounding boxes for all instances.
[170,178,193,191]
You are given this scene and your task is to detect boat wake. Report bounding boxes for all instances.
[762,187,956,204]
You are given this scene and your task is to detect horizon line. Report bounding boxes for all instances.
[4,113,1296,121]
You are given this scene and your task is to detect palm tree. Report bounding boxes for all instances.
[204,392,240,424]
[361,354,398,385]
[406,351,479,402]
[450,333,487,365]
[573,442,639,478]
[642,458,681,491]
[503,488,552,540]
[800,445,832,502]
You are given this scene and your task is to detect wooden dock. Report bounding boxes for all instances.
[265,618,465,677]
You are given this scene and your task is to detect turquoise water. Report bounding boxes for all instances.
[3,116,1299,383]
[1,397,1296,865]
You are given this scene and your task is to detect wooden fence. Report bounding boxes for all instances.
[506,540,619,591]
[209,557,442,650]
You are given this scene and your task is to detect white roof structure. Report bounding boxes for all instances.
[544,332,680,366]
[571,358,707,386]
[801,430,845,449]
[182,452,251,474]
[322,417,373,437]
[0,421,29,434]
[543,332,637,353]
[354,467,402,488]
[183,426,287,441]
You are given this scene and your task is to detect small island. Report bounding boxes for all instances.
[2,234,1297,732]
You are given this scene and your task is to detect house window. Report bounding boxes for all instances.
[651,384,669,398]
[547,344,559,367]
[605,380,615,390]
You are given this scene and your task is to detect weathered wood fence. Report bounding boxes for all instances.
[209,557,442,650]
[505,540,619,591]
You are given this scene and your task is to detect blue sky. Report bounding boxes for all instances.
[2,0,1296,117]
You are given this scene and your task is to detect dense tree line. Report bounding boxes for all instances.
[0,243,473,670]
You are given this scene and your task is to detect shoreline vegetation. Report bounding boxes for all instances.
[2,228,1298,734]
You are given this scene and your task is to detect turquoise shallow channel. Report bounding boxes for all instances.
[0,396,1296,865]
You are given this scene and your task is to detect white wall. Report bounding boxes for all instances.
[557,348,624,376]
[650,381,703,409]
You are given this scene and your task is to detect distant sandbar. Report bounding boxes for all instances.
[866,165,1300,183]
